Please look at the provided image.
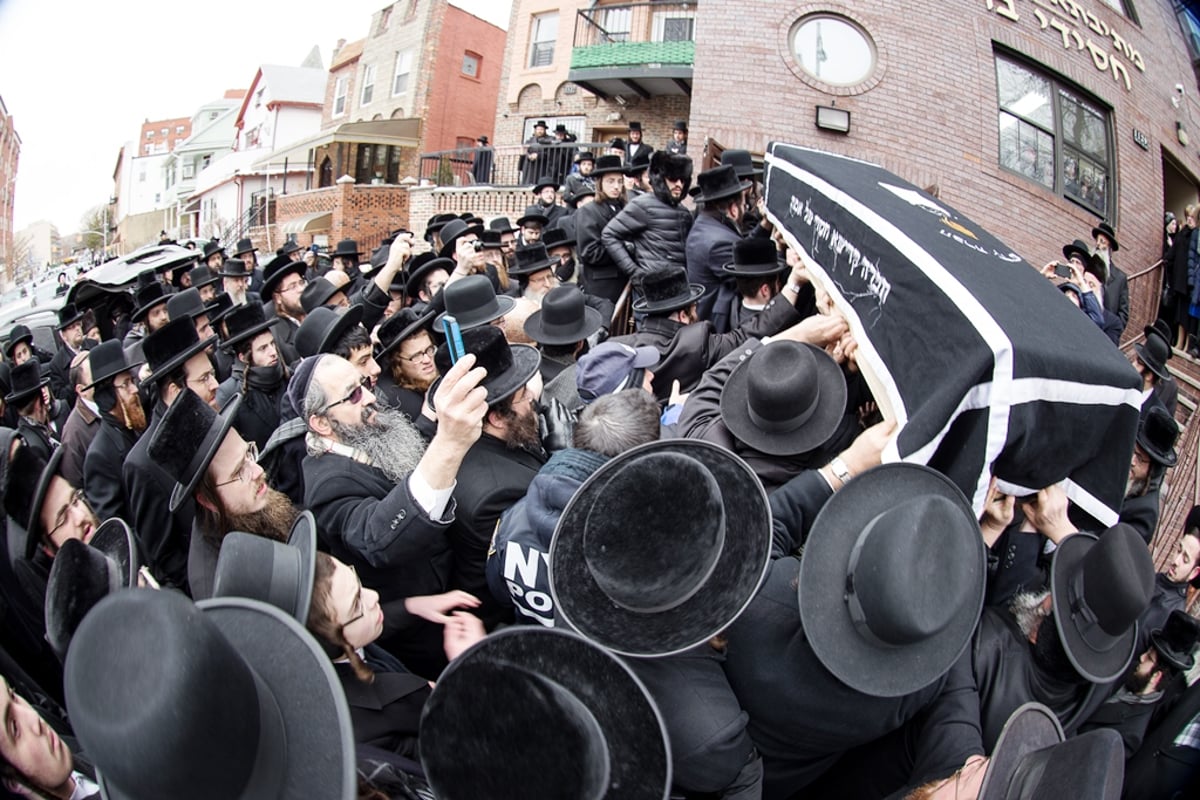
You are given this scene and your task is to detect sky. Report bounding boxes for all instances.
[0,0,512,235]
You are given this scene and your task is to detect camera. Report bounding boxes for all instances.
[473,240,485,252]
[1053,262,1072,278]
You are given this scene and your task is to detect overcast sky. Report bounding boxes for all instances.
[0,0,511,234]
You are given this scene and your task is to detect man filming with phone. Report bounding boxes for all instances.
[1040,238,1122,345]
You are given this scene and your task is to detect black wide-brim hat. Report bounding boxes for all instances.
[431,325,541,408]
[437,219,485,259]
[66,591,356,800]
[4,324,32,359]
[1134,337,1170,381]
[1136,404,1178,467]
[435,274,515,330]
[260,253,306,299]
[509,243,558,277]
[720,342,847,456]
[531,177,559,193]
[295,305,364,359]
[56,303,86,331]
[1061,239,1092,267]
[978,703,1064,800]
[632,269,705,314]
[404,255,454,298]
[1092,222,1120,252]
[1051,527,1150,683]
[524,289,605,346]
[515,212,550,229]
[221,304,277,351]
[44,519,139,662]
[149,389,243,513]
[188,265,221,289]
[83,339,143,391]
[985,728,1124,800]
[550,439,771,657]
[693,164,751,205]
[799,463,985,697]
[232,238,256,257]
[131,282,170,323]
[331,239,361,258]
[591,155,625,176]
[723,237,785,277]
[4,359,49,406]
[419,627,671,800]
[212,511,317,625]
[20,445,66,560]
[376,308,436,363]
[144,317,217,387]
[218,258,252,278]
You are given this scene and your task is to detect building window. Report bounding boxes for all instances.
[255,88,264,108]
[176,125,185,134]
[376,5,392,34]
[145,131,154,139]
[144,144,152,154]
[393,50,413,96]
[1097,0,1136,20]
[652,10,696,42]
[791,14,875,86]
[600,7,631,42]
[361,64,377,105]
[463,52,481,78]
[995,53,1113,215]
[334,76,349,116]
[529,12,558,68]
[160,127,168,136]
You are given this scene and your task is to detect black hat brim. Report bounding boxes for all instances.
[508,255,559,277]
[550,439,771,657]
[131,293,170,324]
[419,627,671,799]
[303,305,364,358]
[22,446,67,560]
[695,178,752,205]
[799,463,985,697]
[632,283,705,315]
[288,511,317,625]
[377,310,436,363]
[722,258,787,277]
[524,306,605,346]
[1061,242,1091,265]
[1051,532,1138,683]
[438,225,485,259]
[1091,226,1119,252]
[83,357,144,392]
[720,343,847,456]
[146,334,218,387]
[434,294,516,331]
[260,257,306,299]
[3,332,32,359]
[222,318,277,351]
[404,257,455,298]
[5,374,50,406]
[978,703,1064,800]
[169,394,242,513]
[532,180,559,193]
[1133,342,1169,381]
[426,343,541,412]
[55,310,86,331]
[515,214,550,229]
[88,518,139,588]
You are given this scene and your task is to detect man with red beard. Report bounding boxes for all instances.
[123,317,221,590]
[148,387,299,600]
[81,341,145,525]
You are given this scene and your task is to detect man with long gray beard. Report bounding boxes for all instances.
[300,351,489,679]
[82,341,146,525]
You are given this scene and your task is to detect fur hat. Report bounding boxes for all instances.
[148,388,243,512]
[650,150,693,181]
[633,266,704,314]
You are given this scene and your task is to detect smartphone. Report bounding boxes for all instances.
[1053,262,1072,278]
[442,315,465,364]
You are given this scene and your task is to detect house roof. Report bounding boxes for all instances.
[235,64,327,129]
[331,38,365,70]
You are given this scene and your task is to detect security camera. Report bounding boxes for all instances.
[1176,83,1185,95]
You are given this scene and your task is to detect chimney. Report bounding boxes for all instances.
[334,38,346,57]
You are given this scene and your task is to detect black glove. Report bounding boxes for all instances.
[538,396,576,453]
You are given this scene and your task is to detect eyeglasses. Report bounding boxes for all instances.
[214,442,259,488]
[188,369,217,387]
[341,565,365,629]
[113,376,136,392]
[321,375,371,413]
[399,344,436,363]
[280,278,308,294]
[47,488,89,541]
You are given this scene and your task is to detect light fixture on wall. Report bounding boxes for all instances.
[1178,120,1189,147]
[815,104,851,134]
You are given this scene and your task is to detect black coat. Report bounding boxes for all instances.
[269,312,301,367]
[610,287,808,402]
[373,373,426,424]
[575,197,626,303]
[1138,573,1188,654]
[601,187,692,280]
[685,211,741,333]
[724,470,983,798]
[337,648,429,756]
[83,418,137,525]
[216,368,287,450]
[303,452,454,679]
[1123,679,1200,800]
[1077,688,1160,758]
[123,404,195,589]
[16,415,60,465]
[1120,487,1161,545]
[48,344,79,409]
[447,434,546,628]
[1104,261,1130,329]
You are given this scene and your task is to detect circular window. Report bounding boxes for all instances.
[791,14,875,86]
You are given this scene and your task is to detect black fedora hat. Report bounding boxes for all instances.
[432,325,540,407]
[135,267,159,290]
[1051,525,1154,683]
[83,339,143,390]
[300,276,344,314]
[720,342,847,456]
[222,303,277,350]
[404,254,453,298]
[720,149,761,180]
[4,359,49,406]
[531,176,559,194]
[1151,609,1200,672]
[576,150,596,163]
[478,229,505,251]
[524,286,604,346]
[515,210,549,229]
[978,703,1064,800]
[207,292,234,326]
[509,242,558,277]
[232,237,256,257]
[148,387,243,512]
[541,227,572,250]
[376,307,435,363]
[799,463,985,697]
[65,590,356,800]
[131,281,170,323]
[566,187,596,208]
[551,439,771,657]
[260,252,306,299]
[984,727,1124,800]
[1134,333,1170,381]
[201,240,225,261]
[4,323,32,359]
[1136,404,1178,467]
[9,445,65,561]
[419,627,670,800]
[632,266,704,314]
[592,154,625,176]
[167,287,215,322]
[143,316,217,387]
[1060,238,1092,265]
[295,305,364,359]
[693,164,751,204]
[434,274,515,330]
[331,239,361,259]
[488,216,516,234]
[1146,319,1173,351]
[212,511,318,625]
[426,212,459,236]
[673,120,688,132]
[438,218,485,259]
[278,240,304,257]
[1092,221,1120,252]
[55,303,85,331]
[723,237,785,277]
[187,264,221,289]
[44,519,139,662]
[218,257,251,279]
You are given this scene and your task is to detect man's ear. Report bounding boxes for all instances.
[308,413,332,438]
[195,487,218,514]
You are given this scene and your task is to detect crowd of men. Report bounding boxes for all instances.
[0,125,1197,799]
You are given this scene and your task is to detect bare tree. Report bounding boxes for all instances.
[79,204,113,252]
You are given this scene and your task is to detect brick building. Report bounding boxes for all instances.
[139,116,192,157]
[0,94,19,284]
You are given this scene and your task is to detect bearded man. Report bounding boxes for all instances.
[82,341,145,524]
[374,309,438,421]
[299,351,489,679]
[1120,405,1179,544]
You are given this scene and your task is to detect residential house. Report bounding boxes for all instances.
[0,94,19,283]
[162,91,245,239]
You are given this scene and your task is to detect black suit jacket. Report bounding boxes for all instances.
[83,419,137,525]
[336,655,429,756]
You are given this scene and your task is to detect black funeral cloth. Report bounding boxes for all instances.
[763,143,1141,525]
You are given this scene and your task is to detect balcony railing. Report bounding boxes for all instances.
[572,2,697,70]
[418,142,613,188]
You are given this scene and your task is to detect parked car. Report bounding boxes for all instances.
[66,244,199,341]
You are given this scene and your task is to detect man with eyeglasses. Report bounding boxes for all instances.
[374,308,438,422]
[148,387,300,600]
[299,351,489,679]
[82,341,145,526]
[261,252,308,366]
[122,317,221,590]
